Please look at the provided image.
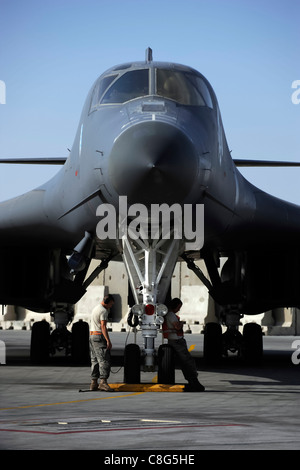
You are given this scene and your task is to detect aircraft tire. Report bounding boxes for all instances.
[242,323,263,364]
[71,320,90,364]
[124,343,141,383]
[203,322,222,365]
[30,320,50,363]
[157,344,175,384]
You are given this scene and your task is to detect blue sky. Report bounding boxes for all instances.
[0,0,299,203]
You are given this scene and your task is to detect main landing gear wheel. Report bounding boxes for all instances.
[242,323,263,364]
[157,344,175,384]
[124,344,141,384]
[71,320,90,364]
[203,322,222,365]
[30,320,50,363]
[203,321,263,365]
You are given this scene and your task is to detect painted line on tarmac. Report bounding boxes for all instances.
[0,392,144,411]
[0,343,195,411]
[0,423,246,436]
[0,383,187,412]
[99,383,185,392]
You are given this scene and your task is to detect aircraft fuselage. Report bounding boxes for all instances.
[1,53,300,319]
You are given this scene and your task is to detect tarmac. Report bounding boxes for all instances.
[1,329,300,454]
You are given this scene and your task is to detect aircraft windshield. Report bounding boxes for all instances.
[90,74,118,110]
[90,66,213,108]
[156,69,213,107]
[101,69,149,104]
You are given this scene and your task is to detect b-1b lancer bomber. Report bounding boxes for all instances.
[1,48,300,379]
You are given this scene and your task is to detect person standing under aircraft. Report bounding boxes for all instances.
[89,294,114,392]
[163,298,205,392]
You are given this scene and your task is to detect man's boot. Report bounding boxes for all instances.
[186,378,205,392]
[90,379,98,391]
[98,378,113,392]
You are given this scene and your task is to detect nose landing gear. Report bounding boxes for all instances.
[121,230,180,384]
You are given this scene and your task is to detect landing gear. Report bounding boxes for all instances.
[71,319,90,364]
[124,343,141,383]
[123,342,176,385]
[30,320,50,363]
[50,325,72,357]
[203,322,222,365]
[203,309,263,365]
[121,225,181,383]
[30,306,89,363]
[242,322,263,364]
[157,344,175,384]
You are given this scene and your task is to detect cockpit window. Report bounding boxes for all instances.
[90,66,213,111]
[101,69,149,104]
[90,74,118,110]
[156,69,213,108]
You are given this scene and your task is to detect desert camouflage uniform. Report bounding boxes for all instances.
[89,304,111,380]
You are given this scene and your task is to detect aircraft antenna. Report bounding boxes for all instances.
[145,47,153,63]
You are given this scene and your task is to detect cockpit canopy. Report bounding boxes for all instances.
[90,65,213,111]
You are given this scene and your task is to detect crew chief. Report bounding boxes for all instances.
[89,294,114,392]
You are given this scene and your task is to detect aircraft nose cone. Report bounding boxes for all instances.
[109,122,198,205]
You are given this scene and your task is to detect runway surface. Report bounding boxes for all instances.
[1,330,300,452]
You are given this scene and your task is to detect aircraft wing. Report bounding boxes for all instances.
[1,157,298,167]
[1,50,300,369]
[234,159,300,167]
[0,157,67,164]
